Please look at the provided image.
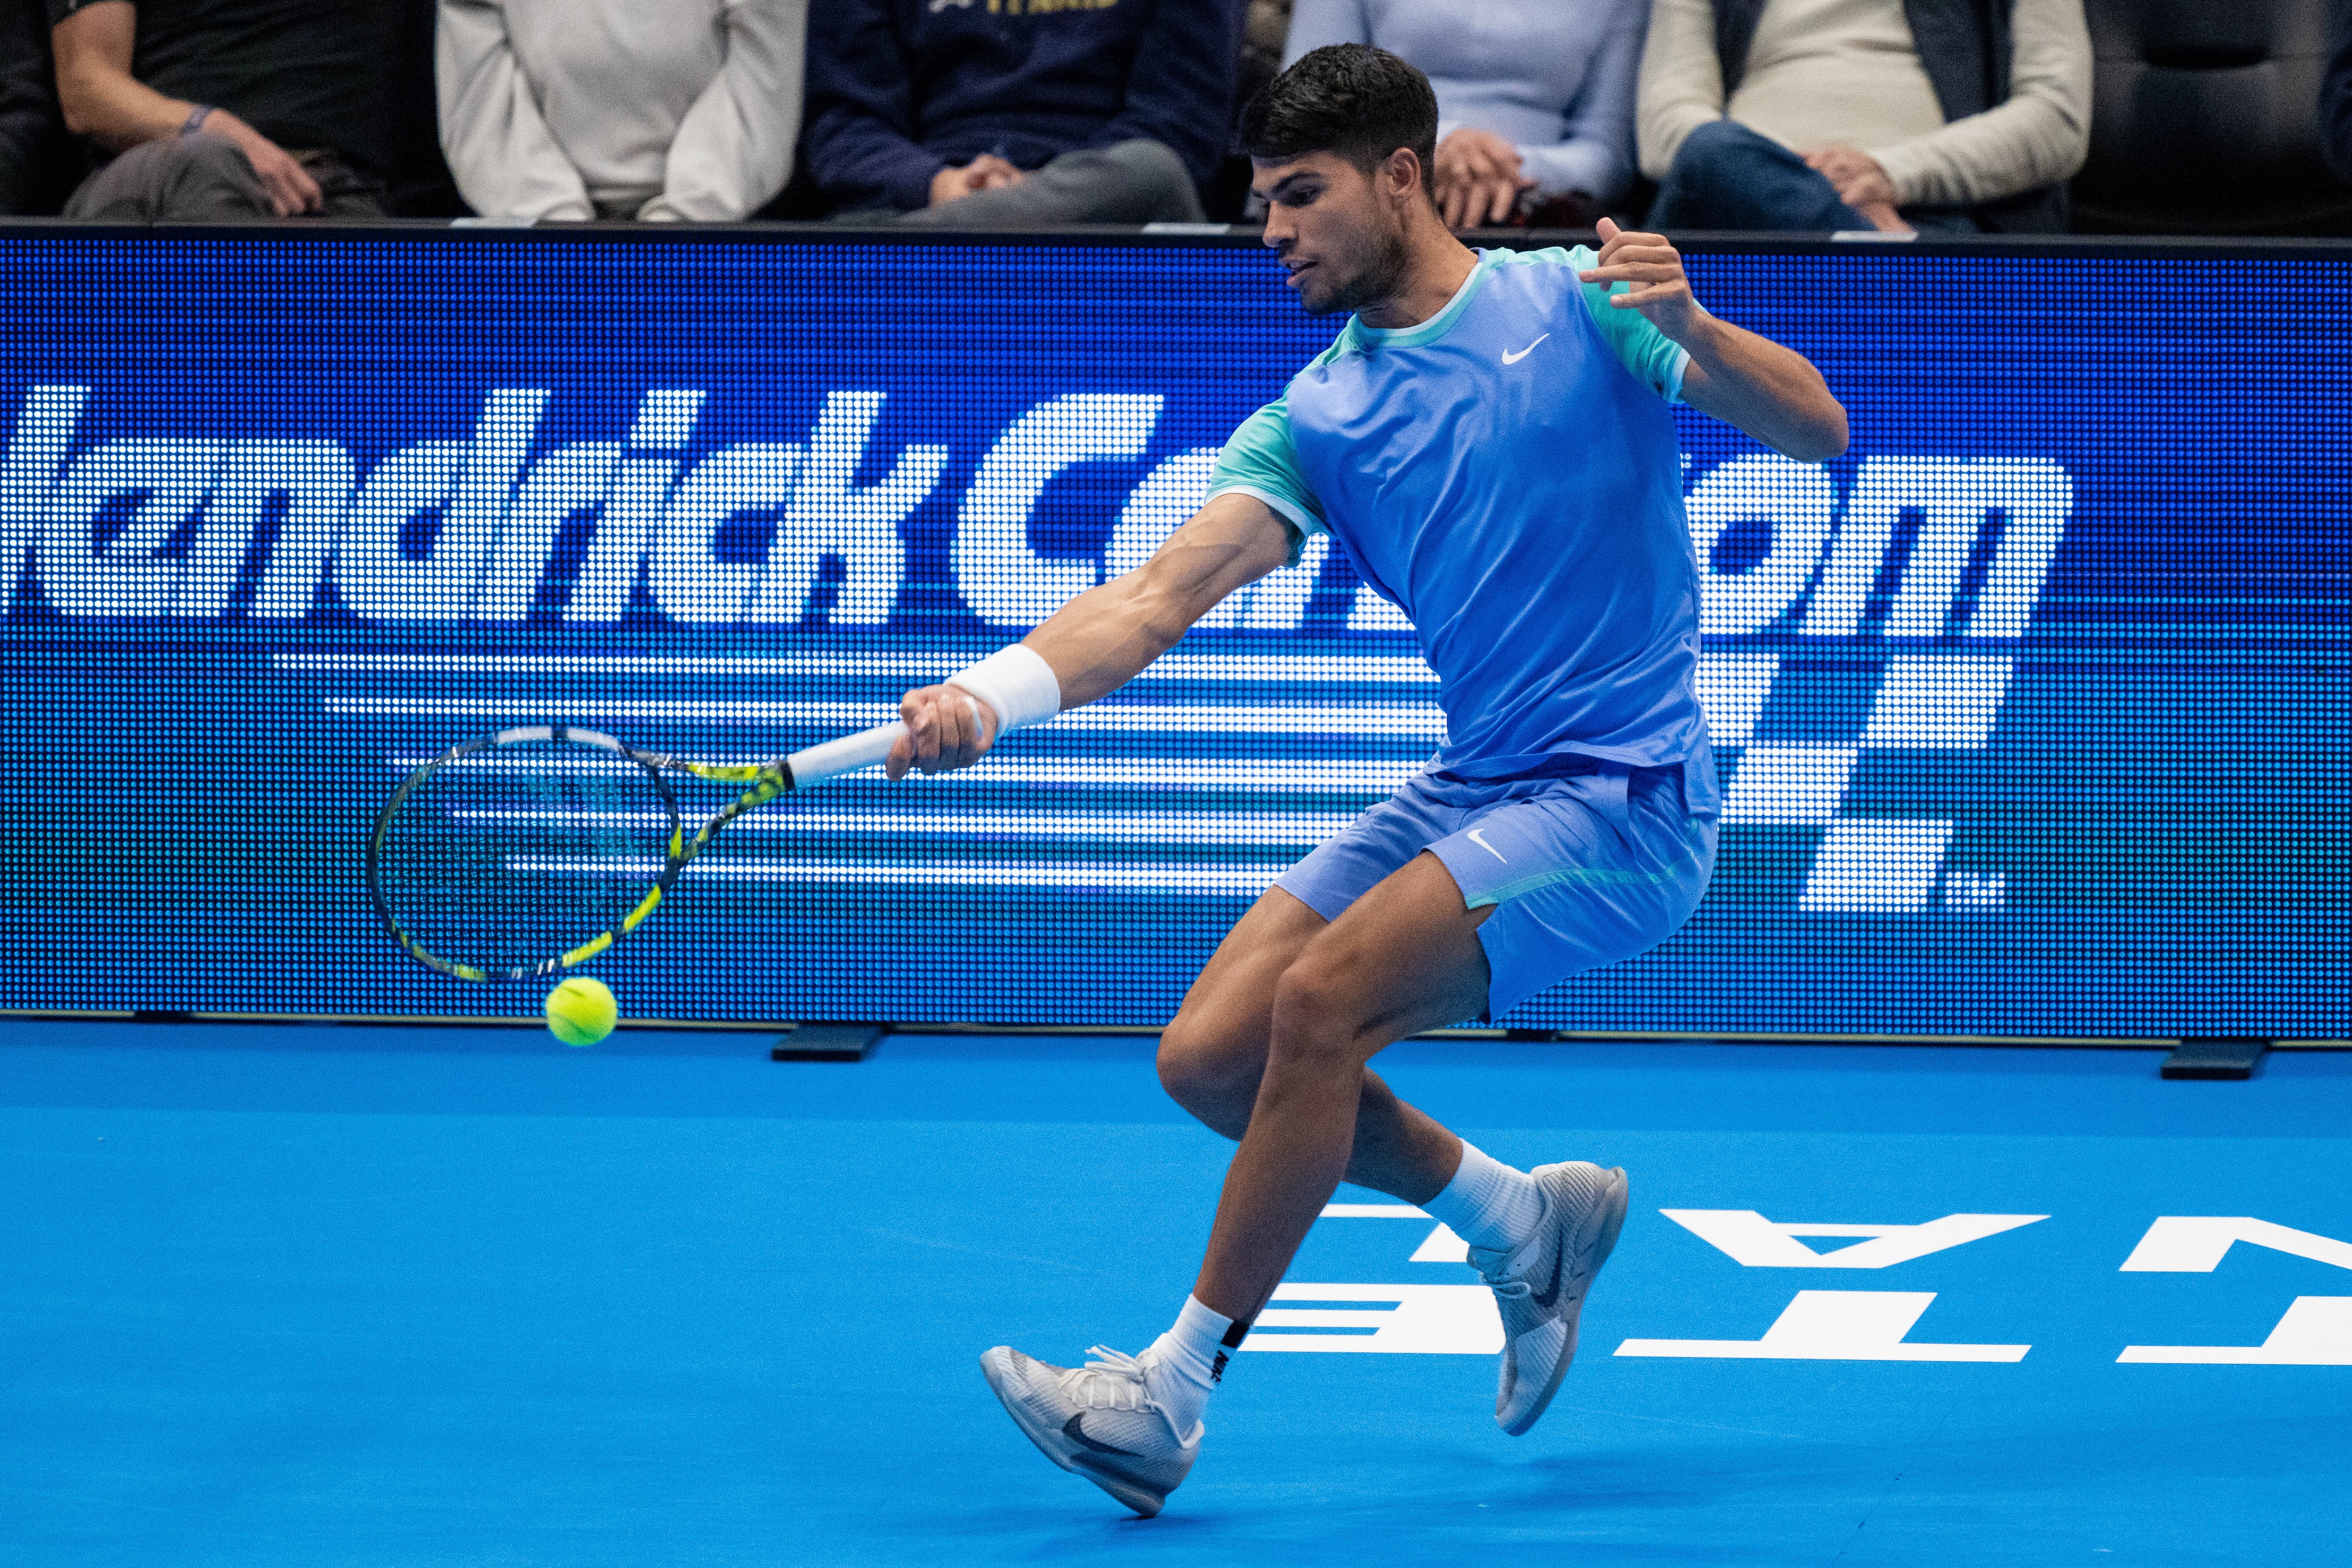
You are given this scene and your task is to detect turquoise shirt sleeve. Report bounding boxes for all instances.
[1566,243,1690,403]
[1207,395,1328,549]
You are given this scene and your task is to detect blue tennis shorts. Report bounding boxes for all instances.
[1273,751,1720,1018]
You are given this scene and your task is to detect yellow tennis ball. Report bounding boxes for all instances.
[544,976,617,1047]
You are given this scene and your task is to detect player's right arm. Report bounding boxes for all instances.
[886,493,1299,778]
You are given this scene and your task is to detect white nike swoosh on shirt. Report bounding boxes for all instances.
[1501,334,1549,365]
[1466,829,1508,863]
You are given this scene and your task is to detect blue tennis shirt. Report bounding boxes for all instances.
[1208,246,1714,800]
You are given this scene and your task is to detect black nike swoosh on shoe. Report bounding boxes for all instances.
[1528,1242,1570,1313]
[1064,1413,1144,1458]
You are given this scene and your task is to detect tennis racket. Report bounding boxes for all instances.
[367,719,907,982]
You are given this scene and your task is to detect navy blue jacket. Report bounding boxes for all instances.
[806,0,1244,214]
[1,0,75,213]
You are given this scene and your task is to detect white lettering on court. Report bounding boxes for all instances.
[2116,1216,2352,1366]
[2118,1217,2352,1274]
[1243,1284,1501,1355]
[1659,1209,2048,1268]
[2118,1299,2352,1366]
[1616,1291,2030,1362]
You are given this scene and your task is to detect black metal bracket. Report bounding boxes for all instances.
[2161,1036,2271,1080]
[771,1023,886,1062]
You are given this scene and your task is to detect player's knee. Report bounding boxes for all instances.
[1155,1013,1261,1113]
[1153,1016,1214,1102]
[1266,954,1361,1072]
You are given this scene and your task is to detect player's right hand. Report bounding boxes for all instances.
[887,684,1000,780]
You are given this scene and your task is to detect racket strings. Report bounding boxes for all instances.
[373,740,677,977]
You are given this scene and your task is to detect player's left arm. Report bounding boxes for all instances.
[1579,217,1849,463]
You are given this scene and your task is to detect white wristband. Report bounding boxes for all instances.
[947,643,1062,735]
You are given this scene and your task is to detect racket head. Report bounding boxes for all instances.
[367,724,684,983]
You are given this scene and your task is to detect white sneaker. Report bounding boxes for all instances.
[1463,1161,1629,1436]
[978,1344,1201,1517]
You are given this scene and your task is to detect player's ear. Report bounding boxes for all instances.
[1384,146,1422,205]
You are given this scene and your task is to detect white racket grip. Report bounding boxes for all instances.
[785,721,906,785]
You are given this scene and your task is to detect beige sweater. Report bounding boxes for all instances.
[1637,0,2091,207]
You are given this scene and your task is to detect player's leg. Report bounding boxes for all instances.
[1155,882,1463,1202]
[981,764,1714,1511]
[977,850,1487,1518]
[1187,849,1494,1322]
[1167,764,1714,1437]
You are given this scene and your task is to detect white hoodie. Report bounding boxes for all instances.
[438,0,807,222]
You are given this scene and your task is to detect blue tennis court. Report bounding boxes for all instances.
[4,1021,2344,1566]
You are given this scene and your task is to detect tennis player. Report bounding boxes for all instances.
[885,44,1848,1516]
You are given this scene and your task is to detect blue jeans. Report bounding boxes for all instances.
[1648,120,1976,233]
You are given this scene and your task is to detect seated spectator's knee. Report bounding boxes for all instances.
[1664,120,1751,196]
[67,131,274,223]
[1109,140,1187,193]
[125,131,260,186]
[1098,138,1205,223]
[180,131,260,176]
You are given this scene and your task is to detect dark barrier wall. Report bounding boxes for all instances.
[0,230,2345,1033]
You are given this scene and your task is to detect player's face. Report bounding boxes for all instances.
[1253,152,1412,317]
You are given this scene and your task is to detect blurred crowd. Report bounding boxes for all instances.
[1,0,2348,234]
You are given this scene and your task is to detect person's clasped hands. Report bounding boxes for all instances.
[1433,126,1536,231]
[929,153,1026,207]
[1802,145,1910,233]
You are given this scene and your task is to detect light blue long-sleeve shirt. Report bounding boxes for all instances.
[1282,0,1645,203]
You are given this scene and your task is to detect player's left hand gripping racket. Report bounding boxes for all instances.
[367,721,906,982]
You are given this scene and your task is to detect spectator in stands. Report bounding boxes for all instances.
[2325,0,2352,184]
[2,0,75,214]
[48,0,416,220]
[1637,0,2091,233]
[437,1,805,223]
[805,0,1245,227]
[1241,0,1295,113]
[1282,0,1645,230]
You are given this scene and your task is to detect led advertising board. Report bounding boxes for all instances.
[1,237,2343,1033]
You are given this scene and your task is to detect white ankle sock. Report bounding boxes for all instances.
[1422,1141,1545,1253]
[1144,1294,1236,1437]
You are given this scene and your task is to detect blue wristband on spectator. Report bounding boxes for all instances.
[180,105,215,138]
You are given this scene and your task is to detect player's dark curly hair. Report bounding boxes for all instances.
[1237,44,1439,192]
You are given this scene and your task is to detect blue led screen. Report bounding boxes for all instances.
[0,235,2344,1034]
